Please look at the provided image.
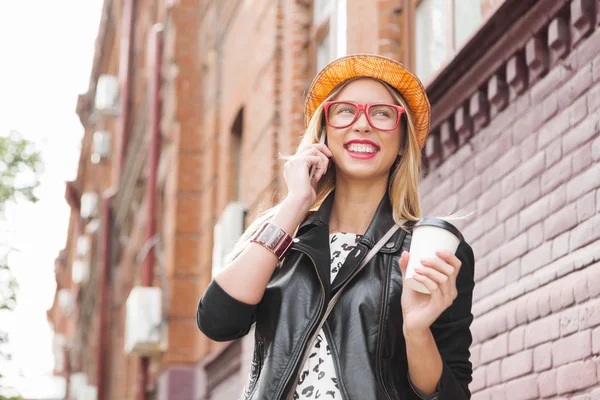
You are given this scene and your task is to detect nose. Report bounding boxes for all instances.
[352,110,372,133]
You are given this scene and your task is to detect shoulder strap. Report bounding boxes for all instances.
[319,223,401,325]
[291,223,402,392]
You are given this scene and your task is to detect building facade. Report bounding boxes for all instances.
[46,0,600,399]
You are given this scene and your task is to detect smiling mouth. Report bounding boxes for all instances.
[345,143,380,154]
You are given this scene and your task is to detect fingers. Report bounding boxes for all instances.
[419,257,454,277]
[412,271,458,308]
[301,147,330,183]
[413,265,448,286]
[436,251,462,271]
[312,143,333,157]
[311,148,330,170]
[298,143,332,158]
[299,145,332,172]
[305,156,329,183]
[413,264,458,303]
[285,155,323,178]
[416,254,460,301]
[412,272,441,295]
[298,155,326,172]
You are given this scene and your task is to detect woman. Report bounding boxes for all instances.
[197,54,475,400]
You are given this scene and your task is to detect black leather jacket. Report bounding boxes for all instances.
[197,193,475,399]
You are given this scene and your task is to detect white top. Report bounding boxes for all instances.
[294,232,360,399]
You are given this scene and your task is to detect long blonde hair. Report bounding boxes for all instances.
[226,77,423,264]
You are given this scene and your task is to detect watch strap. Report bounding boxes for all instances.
[250,222,293,259]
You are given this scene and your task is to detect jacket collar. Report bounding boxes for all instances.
[298,190,405,254]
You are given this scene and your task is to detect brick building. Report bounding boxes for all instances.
[46,0,600,399]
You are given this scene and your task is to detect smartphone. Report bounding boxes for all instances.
[309,130,327,180]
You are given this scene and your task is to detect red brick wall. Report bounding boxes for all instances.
[418,1,600,398]
[161,0,206,367]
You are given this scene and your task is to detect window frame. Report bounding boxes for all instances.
[309,18,331,78]
[407,0,507,85]
[309,0,347,77]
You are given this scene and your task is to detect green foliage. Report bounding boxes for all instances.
[0,392,25,400]
[0,131,42,400]
[0,131,41,207]
[0,266,17,311]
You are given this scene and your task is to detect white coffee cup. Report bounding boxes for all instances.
[404,218,463,294]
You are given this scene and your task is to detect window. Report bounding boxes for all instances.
[312,0,347,72]
[414,0,505,82]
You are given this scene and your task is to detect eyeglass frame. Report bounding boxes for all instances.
[322,101,406,131]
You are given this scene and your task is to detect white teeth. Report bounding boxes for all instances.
[347,143,377,153]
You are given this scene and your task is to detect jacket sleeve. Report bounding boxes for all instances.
[409,240,475,400]
[196,279,258,342]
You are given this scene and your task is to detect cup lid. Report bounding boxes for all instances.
[413,218,464,242]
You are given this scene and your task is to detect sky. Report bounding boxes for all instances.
[0,1,103,398]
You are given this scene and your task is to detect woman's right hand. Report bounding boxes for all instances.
[283,143,332,211]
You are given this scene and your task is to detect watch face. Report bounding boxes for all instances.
[263,223,285,248]
[251,223,292,259]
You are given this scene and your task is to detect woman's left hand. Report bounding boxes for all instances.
[399,251,462,335]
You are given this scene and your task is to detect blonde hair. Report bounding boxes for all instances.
[226,78,423,264]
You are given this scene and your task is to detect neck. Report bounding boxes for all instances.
[329,174,388,235]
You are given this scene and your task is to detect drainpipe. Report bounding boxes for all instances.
[97,190,115,400]
[63,182,80,400]
[113,0,136,187]
[63,347,71,400]
[138,23,163,400]
[96,0,136,397]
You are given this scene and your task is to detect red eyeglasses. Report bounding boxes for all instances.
[322,101,406,131]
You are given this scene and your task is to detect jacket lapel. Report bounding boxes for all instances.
[330,194,407,293]
[292,191,408,295]
[292,193,336,291]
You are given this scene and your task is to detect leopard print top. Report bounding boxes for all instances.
[294,232,360,399]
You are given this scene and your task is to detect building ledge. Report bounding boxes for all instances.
[421,0,594,174]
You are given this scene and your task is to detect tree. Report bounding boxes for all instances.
[0,130,41,400]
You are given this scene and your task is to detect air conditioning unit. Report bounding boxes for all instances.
[124,287,166,356]
[85,218,100,234]
[69,373,87,400]
[91,131,111,164]
[80,192,99,219]
[83,385,97,400]
[58,289,75,316]
[72,260,90,284]
[53,334,66,373]
[94,74,119,115]
[212,202,246,277]
[76,235,91,257]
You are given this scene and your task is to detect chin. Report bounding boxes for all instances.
[336,164,388,181]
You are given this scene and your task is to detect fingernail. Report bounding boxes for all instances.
[414,267,422,274]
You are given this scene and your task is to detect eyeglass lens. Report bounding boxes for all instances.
[327,102,399,130]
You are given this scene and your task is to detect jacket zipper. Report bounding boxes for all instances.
[271,249,325,400]
[291,244,369,399]
[376,259,395,400]
[322,324,351,400]
[246,339,264,399]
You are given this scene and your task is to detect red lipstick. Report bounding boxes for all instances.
[344,139,380,160]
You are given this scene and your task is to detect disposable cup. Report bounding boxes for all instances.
[404,218,463,294]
